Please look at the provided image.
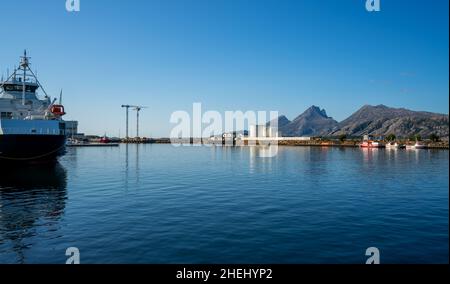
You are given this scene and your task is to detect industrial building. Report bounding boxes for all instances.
[244,124,312,142]
[64,120,79,137]
[249,125,279,138]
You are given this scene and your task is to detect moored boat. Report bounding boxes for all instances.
[99,135,111,144]
[0,51,68,162]
[360,140,385,148]
[386,142,406,149]
[406,142,428,150]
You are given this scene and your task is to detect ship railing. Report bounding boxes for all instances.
[0,128,65,135]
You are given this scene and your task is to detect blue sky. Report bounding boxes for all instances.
[0,0,448,137]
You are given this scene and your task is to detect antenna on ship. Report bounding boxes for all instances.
[20,49,30,105]
[59,89,63,104]
[0,53,35,96]
[0,67,15,95]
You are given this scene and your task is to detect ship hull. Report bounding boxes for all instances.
[0,134,66,162]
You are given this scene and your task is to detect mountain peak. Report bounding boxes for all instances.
[304,105,329,118]
[279,106,338,137]
[266,115,291,127]
[361,104,389,110]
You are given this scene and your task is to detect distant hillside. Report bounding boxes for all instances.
[271,105,449,139]
[330,105,449,138]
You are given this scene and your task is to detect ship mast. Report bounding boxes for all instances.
[0,51,50,99]
[20,50,29,105]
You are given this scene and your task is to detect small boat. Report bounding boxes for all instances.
[386,142,405,149]
[406,142,428,150]
[360,141,385,148]
[66,138,81,146]
[99,135,111,144]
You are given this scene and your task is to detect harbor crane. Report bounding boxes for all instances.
[121,105,147,139]
[134,106,148,138]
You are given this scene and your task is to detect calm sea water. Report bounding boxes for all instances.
[0,144,448,264]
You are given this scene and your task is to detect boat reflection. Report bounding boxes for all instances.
[361,147,381,164]
[0,163,67,263]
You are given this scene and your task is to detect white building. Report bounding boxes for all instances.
[245,124,311,142]
[363,135,373,141]
[249,125,279,138]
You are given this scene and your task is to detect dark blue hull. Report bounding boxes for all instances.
[0,134,66,162]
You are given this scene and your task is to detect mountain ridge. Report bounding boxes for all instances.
[272,105,449,138]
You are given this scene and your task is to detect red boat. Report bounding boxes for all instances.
[360,141,385,148]
[99,136,111,144]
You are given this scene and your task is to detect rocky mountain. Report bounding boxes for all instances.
[270,105,449,139]
[267,115,291,128]
[331,105,449,138]
[269,106,339,137]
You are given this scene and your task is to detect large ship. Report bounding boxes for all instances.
[0,51,67,162]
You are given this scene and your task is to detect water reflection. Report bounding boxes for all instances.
[249,146,276,173]
[361,148,380,164]
[406,148,422,164]
[136,144,140,183]
[0,163,67,263]
[123,144,144,189]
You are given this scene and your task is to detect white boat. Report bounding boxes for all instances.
[406,142,428,150]
[386,142,405,149]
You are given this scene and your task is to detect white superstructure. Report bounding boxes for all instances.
[0,51,66,136]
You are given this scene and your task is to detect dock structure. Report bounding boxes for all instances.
[121,137,152,144]
[67,143,120,147]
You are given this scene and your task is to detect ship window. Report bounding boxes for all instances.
[2,85,36,92]
[4,85,22,92]
[1,112,13,119]
[26,85,37,92]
